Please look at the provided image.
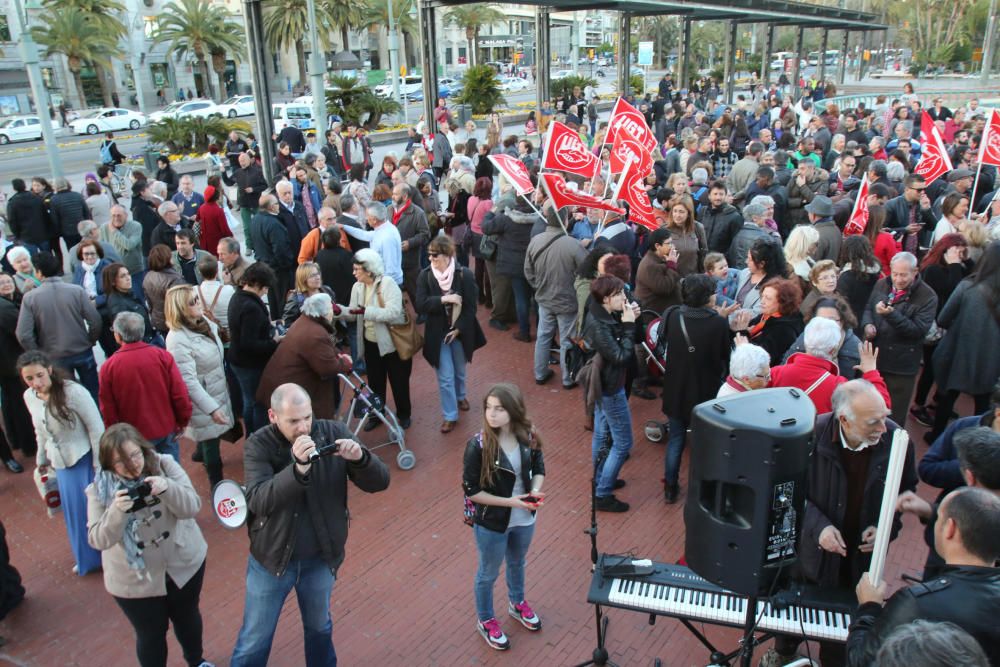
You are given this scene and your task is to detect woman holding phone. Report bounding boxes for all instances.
[462,383,545,651]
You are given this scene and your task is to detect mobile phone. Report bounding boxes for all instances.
[523,495,541,505]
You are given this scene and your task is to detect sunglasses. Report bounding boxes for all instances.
[428,252,441,258]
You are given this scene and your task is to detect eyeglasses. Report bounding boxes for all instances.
[907,186,926,192]
[112,449,144,467]
[428,252,441,258]
[81,252,98,258]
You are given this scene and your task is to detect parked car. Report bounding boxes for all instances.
[374,75,422,99]
[499,77,530,92]
[552,70,577,80]
[68,107,146,135]
[272,103,322,131]
[408,78,462,102]
[147,99,222,122]
[0,115,61,144]
[217,95,255,118]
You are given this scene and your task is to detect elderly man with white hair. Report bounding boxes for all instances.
[338,201,404,286]
[861,251,938,427]
[717,342,771,397]
[770,316,889,414]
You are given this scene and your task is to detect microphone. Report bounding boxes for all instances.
[137,531,170,550]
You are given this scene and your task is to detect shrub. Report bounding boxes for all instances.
[325,74,401,130]
[454,64,506,115]
[146,116,250,153]
[550,74,597,101]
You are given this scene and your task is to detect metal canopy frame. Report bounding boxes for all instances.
[415,0,885,127]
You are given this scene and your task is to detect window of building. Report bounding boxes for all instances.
[143,16,157,39]
[0,15,11,41]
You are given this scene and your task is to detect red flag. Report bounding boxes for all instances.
[604,97,658,153]
[844,174,870,236]
[615,158,658,231]
[913,112,953,186]
[541,121,600,180]
[487,154,534,196]
[540,173,624,216]
[978,108,1000,167]
[610,132,653,177]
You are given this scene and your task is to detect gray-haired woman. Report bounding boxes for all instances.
[341,248,412,430]
[717,342,771,397]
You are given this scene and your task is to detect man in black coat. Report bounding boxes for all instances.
[392,183,430,304]
[884,174,936,252]
[698,181,743,253]
[248,194,295,319]
[846,486,1000,667]
[274,180,308,255]
[48,178,90,249]
[764,379,918,667]
[741,167,788,237]
[5,179,51,254]
[130,181,163,256]
[154,156,180,199]
[149,200,189,251]
[273,123,306,154]
[861,252,937,427]
[221,152,268,255]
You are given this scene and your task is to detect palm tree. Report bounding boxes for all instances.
[323,0,367,53]
[151,0,245,102]
[263,0,335,86]
[44,0,126,106]
[360,0,418,70]
[32,7,121,108]
[443,4,505,68]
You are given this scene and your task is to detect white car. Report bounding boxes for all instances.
[68,107,146,135]
[217,95,255,118]
[147,99,222,123]
[0,115,61,144]
[499,77,530,92]
[374,75,422,99]
[551,70,577,80]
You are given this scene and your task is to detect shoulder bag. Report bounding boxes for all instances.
[376,280,424,360]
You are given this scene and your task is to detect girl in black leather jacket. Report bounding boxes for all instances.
[461,383,545,651]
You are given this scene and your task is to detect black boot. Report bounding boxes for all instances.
[205,462,223,488]
[191,446,204,463]
[664,483,679,504]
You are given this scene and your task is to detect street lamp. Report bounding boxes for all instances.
[14,0,62,179]
[388,0,404,125]
[129,14,148,116]
[305,0,326,146]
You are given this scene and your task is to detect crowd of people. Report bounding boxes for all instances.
[1,76,999,667]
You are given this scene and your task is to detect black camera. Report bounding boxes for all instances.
[123,481,160,513]
[308,437,340,462]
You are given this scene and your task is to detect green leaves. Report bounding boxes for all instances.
[31,6,122,71]
[324,76,401,129]
[454,64,505,115]
[550,74,597,101]
[146,116,251,153]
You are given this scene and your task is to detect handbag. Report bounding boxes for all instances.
[479,233,499,261]
[376,280,424,360]
[220,419,244,444]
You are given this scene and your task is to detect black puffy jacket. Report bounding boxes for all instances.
[462,434,545,533]
[698,203,743,253]
[48,190,90,240]
[6,191,52,245]
[582,299,635,395]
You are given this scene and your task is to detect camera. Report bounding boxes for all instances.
[308,436,341,461]
[123,481,160,513]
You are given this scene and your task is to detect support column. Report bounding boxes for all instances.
[817,29,829,85]
[983,0,998,84]
[536,6,551,113]
[242,0,275,184]
[761,23,775,88]
[837,30,849,85]
[417,0,438,130]
[618,12,631,95]
[791,25,804,98]
[306,0,326,147]
[679,18,692,90]
[723,20,738,104]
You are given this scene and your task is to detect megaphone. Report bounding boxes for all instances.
[212,479,248,529]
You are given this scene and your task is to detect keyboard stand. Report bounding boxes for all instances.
[672,595,775,667]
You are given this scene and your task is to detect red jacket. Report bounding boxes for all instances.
[98,342,192,440]
[196,201,233,259]
[769,352,891,414]
[871,231,901,278]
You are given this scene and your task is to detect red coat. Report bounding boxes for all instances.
[98,342,192,440]
[769,352,891,415]
[871,231,900,278]
[196,201,233,258]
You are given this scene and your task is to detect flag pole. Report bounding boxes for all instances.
[535,176,568,235]
[970,161,984,214]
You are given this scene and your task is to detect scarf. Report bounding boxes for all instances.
[748,312,775,338]
[432,256,456,293]
[725,376,751,392]
[392,199,411,226]
[94,469,147,571]
[82,261,98,298]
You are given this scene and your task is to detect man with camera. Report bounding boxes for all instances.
[230,383,390,667]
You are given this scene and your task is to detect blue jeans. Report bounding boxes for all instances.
[664,415,688,487]
[590,388,633,497]
[345,321,365,374]
[510,276,532,337]
[56,350,99,404]
[474,523,535,622]
[534,305,576,384]
[230,363,267,433]
[436,338,467,421]
[231,556,337,667]
[150,433,180,463]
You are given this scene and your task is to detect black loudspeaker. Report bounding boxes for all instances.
[683,387,816,597]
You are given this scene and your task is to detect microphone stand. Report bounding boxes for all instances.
[574,444,618,667]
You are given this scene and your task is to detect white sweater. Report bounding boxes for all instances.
[24,381,104,470]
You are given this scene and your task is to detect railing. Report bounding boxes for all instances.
[821,89,1000,112]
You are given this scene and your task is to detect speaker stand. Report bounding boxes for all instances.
[574,446,619,667]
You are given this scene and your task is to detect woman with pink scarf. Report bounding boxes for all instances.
[415,235,487,433]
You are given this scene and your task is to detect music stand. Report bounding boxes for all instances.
[573,444,618,667]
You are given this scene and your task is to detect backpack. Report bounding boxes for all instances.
[99,141,113,165]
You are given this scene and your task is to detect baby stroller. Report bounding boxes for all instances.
[640,310,669,443]
[335,371,415,470]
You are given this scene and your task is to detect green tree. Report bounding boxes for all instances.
[454,64,505,114]
[361,0,419,71]
[636,16,679,69]
[151,0,245,102]
[32,7,121,108]
[443,4,505,67]
[264,0,326,86]
[44,0,126,106]
[550,74,596,100]
[324,74,400,129]
[147,115,250,153]
[889,0,977,67]
[324,0,367,53]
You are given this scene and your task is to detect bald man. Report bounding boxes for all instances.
[231,383,390,667]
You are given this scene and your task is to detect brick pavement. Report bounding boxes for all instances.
[0,308,947,667]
